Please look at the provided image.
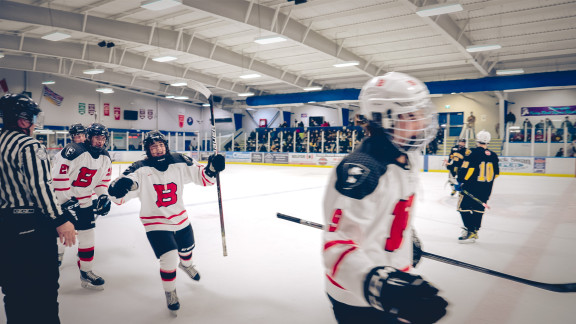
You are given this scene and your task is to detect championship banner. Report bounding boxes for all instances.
[78,103,86,115]
[520,105,576,116]
[42,85,64,106]
[114,107,121,120]
[103,103,110,116]
[139,108,145,119]
[0,78,9,93]
[88,104,96,115]
[148,109,154,120]
[178,114,185,128]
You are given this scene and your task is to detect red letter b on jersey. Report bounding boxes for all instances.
[154,183,178,208]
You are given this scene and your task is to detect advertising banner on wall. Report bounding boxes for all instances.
[533,157,546,173]
[498,157,534,173]
[114,107,121,120]
[103,103,110,116]
[315,153,345,166]
[78,103,86,115]
[88,104,95,115]
[263,153,289,164]
[289,153,316,165]
[225,152,251,162]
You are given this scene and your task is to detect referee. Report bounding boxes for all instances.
[0,93,76,324]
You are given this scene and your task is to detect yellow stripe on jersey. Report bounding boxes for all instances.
[464,168,475,180]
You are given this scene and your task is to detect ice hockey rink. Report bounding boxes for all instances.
[4,163,575,324]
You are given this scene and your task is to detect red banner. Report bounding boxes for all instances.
[114,107,121,120]
[178,114,185,128]
[0,78,9,93]
[103,103,110,116]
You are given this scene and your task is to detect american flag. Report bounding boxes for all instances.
[42,85,64,106]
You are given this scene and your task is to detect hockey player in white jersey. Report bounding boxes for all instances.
[322,72,448,324]
[107,130,225,314]
[51,123,112,290]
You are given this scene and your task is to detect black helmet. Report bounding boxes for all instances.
[69,123,86,138]
[144,130,169,158]
[458,138,466,143]
[85,123,109,152]
[0,93,42,133]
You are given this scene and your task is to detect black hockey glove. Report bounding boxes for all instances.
[205,154,225,178]
[412,229,423,268]
[108,177,136,198]
[94,195,111,217]
[364,266,448,324]
[61,197,80,221]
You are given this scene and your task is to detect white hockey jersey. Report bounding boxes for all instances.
[110,153,215,232]
[322,136,420,307]
[51,143,112,207]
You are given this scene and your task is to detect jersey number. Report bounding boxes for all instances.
[153,183,178,208]
[71,167,97,187]
[477,161,495,182]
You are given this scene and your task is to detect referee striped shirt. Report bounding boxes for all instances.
[0,129,66,226]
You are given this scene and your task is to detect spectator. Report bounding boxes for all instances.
[522,118,532,129]
[505,111,516,126]
[555,147,564,157]
[298,120,304,127]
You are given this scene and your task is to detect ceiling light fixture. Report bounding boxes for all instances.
[333,61,359,68]
[239,74,261,79]
[238,92,255,97]
[0,53,5,59]
[140,0,182,11]
[202,103,210,107]
[96,88,114,94]
[416,3,464,17]
[303,86,322,91]
[165,95,175,99]
[42,81,56,85]
[254,35,288,45]
[41,31,71,41]
[83,68,105,75]
[152,56,178,62]
[174,96,189,100]
[466,44,502,53]
[170,81,187,87]
[496,68,525,75]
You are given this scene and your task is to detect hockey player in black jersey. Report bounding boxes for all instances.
[446,138,468,196]
[456,130,500,243]
[108,131,225,315]
[322,72,448,324]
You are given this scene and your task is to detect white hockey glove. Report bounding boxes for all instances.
[364,266,448,324]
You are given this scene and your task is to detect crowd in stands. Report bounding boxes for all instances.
[509,116,576,143]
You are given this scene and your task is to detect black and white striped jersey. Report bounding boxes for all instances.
[0,129,65,224]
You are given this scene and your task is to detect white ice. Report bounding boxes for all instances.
[2,164,575,324]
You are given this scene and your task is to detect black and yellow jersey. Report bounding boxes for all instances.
[457,147,500,202]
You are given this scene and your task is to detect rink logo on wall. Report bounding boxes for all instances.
[520,106,576,116]
[187,117,194,126]
[498,157,533,173]
[78,103,86,115]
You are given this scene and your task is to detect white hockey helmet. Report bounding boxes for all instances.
[476,130,491,144]
[359,72,437,152]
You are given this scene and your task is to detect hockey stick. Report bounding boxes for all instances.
[276,213,576,293]
[461,189,490,209]
[188,81,228,257]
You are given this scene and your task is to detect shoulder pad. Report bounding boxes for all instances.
[122,160,145,176]
[171,153,194,166]
[335,152,386,200]
[60,143,87,161]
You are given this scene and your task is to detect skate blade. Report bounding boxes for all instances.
[458,239,476,244]
[81,282,105,290]
[170,310,178,317]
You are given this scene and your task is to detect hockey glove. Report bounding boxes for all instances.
[454,182,462,192]
[94,195,111,217]
[364,266,448,324]
[412,229,423,268]
[61,197,80,221]
[108,177,136,198]
[205,154,225,178]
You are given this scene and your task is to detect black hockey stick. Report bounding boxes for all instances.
[461,189,490,209]
[189,81,227,257]
[276,213,576,293]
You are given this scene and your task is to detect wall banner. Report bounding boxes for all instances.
[103,103,110,116]
[139,109,146,119]
[520,106,576,116]
[147,109,154,120]
[114,107,121,120]
[78,103,86,115]
[88,104,96,115]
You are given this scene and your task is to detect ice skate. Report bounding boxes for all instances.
[165,290,180,316]
[80,270,105,290]
[179,262,201,281]
[458,228,477,244]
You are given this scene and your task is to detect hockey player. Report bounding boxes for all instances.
[322,72,448,324]
[51,123,112,289]
[456,130,499,243]
[107,130,225,314]
[0,93,76,324]
[446,138,468,196]
[69,123,86,144]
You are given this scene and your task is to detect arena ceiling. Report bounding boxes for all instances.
[0,0,575,108]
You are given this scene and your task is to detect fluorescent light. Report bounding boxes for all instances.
[238,92,255,97]
[496,68,525,75]
[202,103,210,107]
[42,81,56,85]
[303,86,322,91]
[174,96,189,100]
[140,0,182,11]
[165,95,175,98]
[83,68,105,75]
[96,88,114,93]
[333,61,359,68]
[416,3,464,17]
[0,53,4,59]
[239,74,261,79]
[152,56,177,62]
[466,44,502,53]
[41,32,71,41]
[170,81,187,86]
[254,35,288,45]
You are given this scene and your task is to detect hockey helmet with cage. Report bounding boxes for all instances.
[85,123,109,153]
[358,72,437,152]
[0,93,43,134]
[69,123,86,139]
[143,130,170,158]
[476,130,491,144]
